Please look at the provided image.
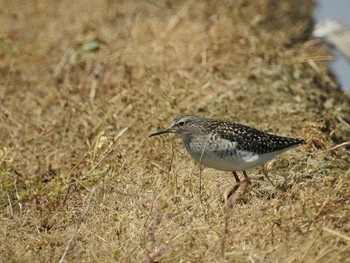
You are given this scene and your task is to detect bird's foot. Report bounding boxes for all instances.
[223,175,264,202]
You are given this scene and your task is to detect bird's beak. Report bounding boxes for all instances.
[149,127,175,137]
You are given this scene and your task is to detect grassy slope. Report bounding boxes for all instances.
[0,0,349,262]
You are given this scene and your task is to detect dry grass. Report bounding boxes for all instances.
[0,0,349,262]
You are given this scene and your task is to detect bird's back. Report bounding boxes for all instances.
[206,119,305,155]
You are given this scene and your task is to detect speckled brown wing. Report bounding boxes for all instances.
[206,119,305,154]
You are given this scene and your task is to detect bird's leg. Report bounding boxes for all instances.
[225,184,240,200]
[242,171,264,182]
[226,171,250,202]
[232,171,240,183]
[225,169,268,201]
[243,171,250,183]
[262,165,276,187]
[239,171,264,195]
[225,171,241,200]
[240,171,251,194]
[225,171,264,200]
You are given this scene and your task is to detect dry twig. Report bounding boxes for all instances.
[6,192,13,217]
[198,134,210,200]
[14,179,22,214]
[323,227,350,242]
[317,141,350,154]
[220,191,238,257]
[58,186,97,263]
[52,48,74,79]
[82,127,128,180]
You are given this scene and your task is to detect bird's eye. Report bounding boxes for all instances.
[178,121,185,126]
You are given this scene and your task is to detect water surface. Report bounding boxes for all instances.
[314,0,350,93]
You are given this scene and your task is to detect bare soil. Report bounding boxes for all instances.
[0,1,349,262]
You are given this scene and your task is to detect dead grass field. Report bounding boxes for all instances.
[0,0,349,262]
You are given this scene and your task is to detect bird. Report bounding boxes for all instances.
[149,114,305,194]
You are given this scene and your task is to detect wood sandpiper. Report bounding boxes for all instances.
[149,114,305,194]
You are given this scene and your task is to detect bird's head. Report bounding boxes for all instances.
[149,114,205,137]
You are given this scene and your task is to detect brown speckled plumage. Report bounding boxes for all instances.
[204,119,304,154]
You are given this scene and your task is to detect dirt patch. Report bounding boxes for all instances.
[0,0,349,262]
